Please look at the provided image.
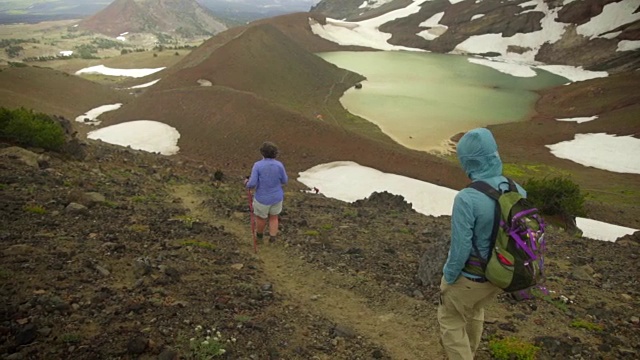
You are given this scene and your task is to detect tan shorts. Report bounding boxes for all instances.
[253,199,282,219]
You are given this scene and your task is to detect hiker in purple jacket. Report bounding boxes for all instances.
[244,142,288,243]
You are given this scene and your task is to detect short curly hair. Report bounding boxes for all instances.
[260,141,278,159]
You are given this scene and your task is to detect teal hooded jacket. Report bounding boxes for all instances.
[442,128,526,284]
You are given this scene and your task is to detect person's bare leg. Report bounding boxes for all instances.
[268,215,279,242]
[256,216,267,240]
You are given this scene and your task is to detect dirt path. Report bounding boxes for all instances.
[172,184,445,360]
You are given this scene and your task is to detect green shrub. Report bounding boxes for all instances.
[304,230,320,236]
[213,169,224,181]
[524,176,587,217]
[0,107,65,151]
[489,336,539,360]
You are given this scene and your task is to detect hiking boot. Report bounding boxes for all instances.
[269,236,277,243]
[256,233,264,243]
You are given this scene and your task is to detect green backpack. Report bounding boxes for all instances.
[464,179,547,295]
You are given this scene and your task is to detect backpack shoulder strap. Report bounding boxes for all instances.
[506,177,518,193]
[467,181,502,200]
[466,181,501,267]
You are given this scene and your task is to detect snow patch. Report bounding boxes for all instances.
[88,120,180,155]
[576,218,638,242]
[418,12,448,40]
[617,40,640,52]
[75,65,165,78]
[116,36,126,41]
[468,57,537,77]
[127,79,160,89]
[518,0,537,8]
[471,14,485,20]
[452,1,568,63]
[197,79,213,86]
[59,50,73,57]
[420,12,444,27]
[75,104,122,126]
[546,133,640,174]
[535,65,608,82]
[298,161,458,216]
[576,0,640,39]
[309,0,431,51]
[556,116,598,124]
[298,161,638,241]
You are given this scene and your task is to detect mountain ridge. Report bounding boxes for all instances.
[78,0,228,37]
[311,0,640,72]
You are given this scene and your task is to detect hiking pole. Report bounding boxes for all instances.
[246,189,257,254]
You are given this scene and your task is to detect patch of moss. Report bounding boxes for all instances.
[23,204,46,214]
[489,336,539,360]
[503,163,569,180]
[570,319,604,332]
[181,239,215,250]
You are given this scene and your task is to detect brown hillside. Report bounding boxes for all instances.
[0,66,128,120]
[78,0,227,37]
[100,85,467,189]
[97,17,469,188]
[167,12,373,74]
[151,23,364,118]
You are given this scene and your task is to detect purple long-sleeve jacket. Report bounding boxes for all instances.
[245,158,288,205]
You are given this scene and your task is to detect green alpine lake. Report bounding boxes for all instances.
[318,51,569,153]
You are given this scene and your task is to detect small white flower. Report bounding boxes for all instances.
[206,329,211,334]
[195,325,203,331]
[202,340,209,345]
[216,331,222,337]
[206,336,210,340]
[189,337,195,342]
[213,337,219,341]
[231,337,236,343]
[219,349,226,354]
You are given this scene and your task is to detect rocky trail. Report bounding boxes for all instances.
[172,184,444,360]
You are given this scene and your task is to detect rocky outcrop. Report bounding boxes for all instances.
[312,0,640,72]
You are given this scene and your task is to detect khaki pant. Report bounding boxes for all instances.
[437,276,502,360]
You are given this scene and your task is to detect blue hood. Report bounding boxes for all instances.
[456,128,503,181]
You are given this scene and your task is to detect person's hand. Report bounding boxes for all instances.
[243,177,249,186]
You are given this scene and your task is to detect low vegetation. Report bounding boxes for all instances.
[0,107,65,151]
[488,336,540,360]
[570,319,604,332]
[525,176,587,217]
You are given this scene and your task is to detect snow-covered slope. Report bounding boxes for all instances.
[310,0,640,73]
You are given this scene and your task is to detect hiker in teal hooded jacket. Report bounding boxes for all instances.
[438,128,526,360]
